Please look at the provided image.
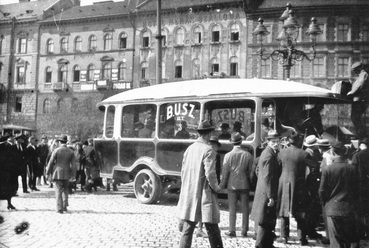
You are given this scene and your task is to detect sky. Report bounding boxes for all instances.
[0,0,126,6]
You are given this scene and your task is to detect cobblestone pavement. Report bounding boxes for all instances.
[0,183,367,248]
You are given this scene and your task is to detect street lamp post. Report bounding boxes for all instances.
[252,3,322,80]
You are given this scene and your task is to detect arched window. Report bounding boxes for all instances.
[161,28,167,47]
[43,99,51,114]
[89,35,97,50]
[193,26,202,44]
[142,31,150,47]
[211,25,221,42]
[118,62,126,80]
[119,33,127,49]
[87,64,95,81]
[58,65,67,82]
[47,39,54,53]
[175,60,182,78]
[102,63,111,80]
[141,61,148,80]
[73,65,80,82]
[192,58,200,78]
[104,34,112,50]
[45,66,52,83]
[60,38,68,52]
[176,27,184,45]
[74,36,82,51]
[230,23,240,41]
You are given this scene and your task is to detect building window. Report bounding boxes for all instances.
[175,60,182,78]
[362,23,369,42]
[193,26,202,44]
[337,24,349,41]
[45,67,52,83]
[313,57,325,77]
[337,57,349,77]
[142,32,149,48]
[104,34,112,50]
[15,96,22,112]
[60,37,68,52]
[211,58,219,76]
[119,33,127,49]
[73,65,80,82]
[141,61,148,80]
[89,35,97,50]
[261,59,271,78]
[290,61,301,78]
[315,24,325,42]
[18,38,27,53]
[16,66,25,84]
[102,63,111,80]
[58,65,67,82]
[74,36,82,51]
[43,99,51,114]
[176,28,184,45]
[230,57,238,76]
[211,25,221,43]
[47,39,54,53]
[192,58,200,78]
[87,64,95,81]
[118,62,126,80]
[230,23,239,41]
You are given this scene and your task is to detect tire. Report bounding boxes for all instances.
[134,169,162,204]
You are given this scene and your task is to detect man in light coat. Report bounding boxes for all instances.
[219,132,254,237]
[46,135,76,214]
[177,120,223,248]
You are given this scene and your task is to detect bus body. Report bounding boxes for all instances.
[95,78,350,204]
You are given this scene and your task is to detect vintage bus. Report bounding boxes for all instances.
[94,78,351,204]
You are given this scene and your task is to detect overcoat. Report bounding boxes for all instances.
[277,145,310,217]
[351,148,369,215]
[177,137,220,224]
[250,146,280,227]
[46,144,76,180]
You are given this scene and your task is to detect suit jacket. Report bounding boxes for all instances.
[219,146,254,191]
[351,148,369,214]
[13,142,26,174]
[277,145,310,217]
[177,137,220,224]
[250,146,280,227]
[319,157,359,216]
[46,144,76,180]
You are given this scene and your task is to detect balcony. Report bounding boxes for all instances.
[53,82,67,91]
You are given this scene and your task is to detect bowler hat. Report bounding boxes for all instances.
[230,132,243,144]
[266,130,280,140]
[220,123,230,129]
[196,121,215,131]
[330,140,346,155]
[303,135,318,147]
[351,61,363,71]
[209,136,221,146]
[57,135,68,143]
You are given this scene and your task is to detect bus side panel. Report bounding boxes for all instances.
[119,140,155,167]
[95,140,118,175]
[156,142,190,173]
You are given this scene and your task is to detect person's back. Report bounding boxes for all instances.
[50,145,75,180]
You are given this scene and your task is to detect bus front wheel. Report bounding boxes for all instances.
[134,169,162,204]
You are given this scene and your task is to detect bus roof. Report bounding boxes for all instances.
[99,78,342,106]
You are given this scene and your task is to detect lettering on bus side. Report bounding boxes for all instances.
[217,109,245,123]
[167,103,196,121]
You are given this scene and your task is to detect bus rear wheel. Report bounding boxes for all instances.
[134,169,162,204]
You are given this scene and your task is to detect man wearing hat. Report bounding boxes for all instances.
[348,61,369,139]
[351,137,369,240]
[14,134,29,193]
[219,132,254,237]
[37,135,49,186]
[277,133,310,245]
[250,130,281,248]
[46,135,76,213]
[319,140,360,248]
[218,123,231,140]
[232,121,247,140]
[177,121,223,248]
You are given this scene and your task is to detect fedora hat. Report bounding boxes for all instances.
[330,140,347,155]
[230,132,243,144]
[209,136,221,147]
[57,135,68,143]
[266,130,280,140]
[303,135,318,147]
[196,120,215,131]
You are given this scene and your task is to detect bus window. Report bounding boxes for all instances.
[204,100,255,140]
[158,102,201,139]
[105,105,115,138]
[121,104,157,138]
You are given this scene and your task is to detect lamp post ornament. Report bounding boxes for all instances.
[253,3,322,80]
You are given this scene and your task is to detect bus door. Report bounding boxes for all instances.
[156,101,201,172]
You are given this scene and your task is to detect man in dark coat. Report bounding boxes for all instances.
[14,134,29,193]
[250,130,281,248]
[277,133,310,245]
[83,138,99,193]
[37,135,49,186]
[25,136,40,191]
[319,140,360,248]
[351,137,369,240]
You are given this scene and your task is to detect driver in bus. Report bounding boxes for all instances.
[300,104,325,137]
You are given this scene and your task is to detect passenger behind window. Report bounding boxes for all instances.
[175,120,191,139]
[159,117,175,139]
[134,121,144,137]
[232,121,247,140]
[218,123,231,140]
[138,119,155,138]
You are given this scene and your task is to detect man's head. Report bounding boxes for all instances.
[351,61,363,74]
[57,135,68,144]
[330,140,347,157]
[209,136,221,150]
[196,120,215,139]
[266,130,280,150]
[233,121,242,131]
[41,134,48,144]
[220,123,230,131]
[14,134,26,143]
[28,136,36,145]
[230,132,243,146]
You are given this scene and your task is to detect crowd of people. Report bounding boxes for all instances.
[0,133,102,213]
[176,120,369,248]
